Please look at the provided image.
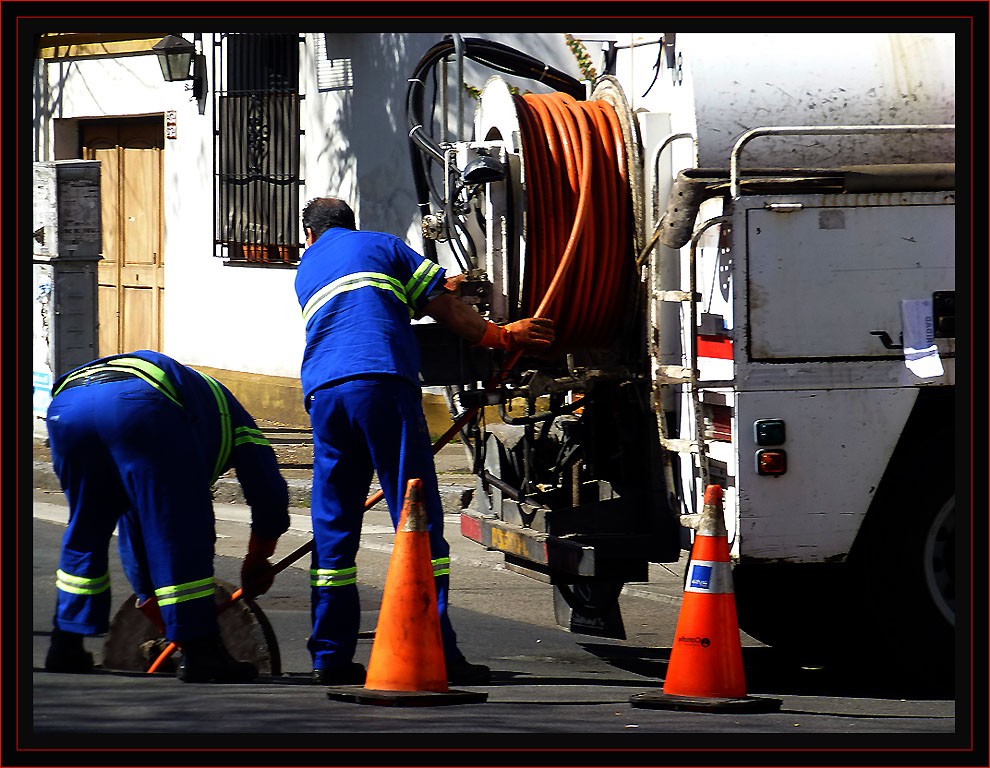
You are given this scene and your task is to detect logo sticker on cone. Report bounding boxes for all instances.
[631,485,782,713]
[325,479,487,707]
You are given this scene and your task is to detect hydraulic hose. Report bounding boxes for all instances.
[514,92,631,347]
[406,37,633,347]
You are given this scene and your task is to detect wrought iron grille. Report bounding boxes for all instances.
[215,32,301,264]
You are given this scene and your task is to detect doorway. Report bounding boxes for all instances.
[81,118,165,356]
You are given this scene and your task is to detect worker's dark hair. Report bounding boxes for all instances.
[302,197,356,241]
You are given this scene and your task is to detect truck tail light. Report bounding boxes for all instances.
[756,449,787,476]
[754,418,785,446]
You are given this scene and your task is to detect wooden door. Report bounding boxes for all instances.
[82,119,165,355]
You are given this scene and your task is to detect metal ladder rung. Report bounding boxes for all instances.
[656,290,700,303]
[659,437,697,454]
[650,214,730,494]
[656,365,694,383]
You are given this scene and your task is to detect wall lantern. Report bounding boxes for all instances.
[153,34,208,115]
[153,34,195,82]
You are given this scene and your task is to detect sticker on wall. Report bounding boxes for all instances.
[34,371,52,417]
[901,298,944,379]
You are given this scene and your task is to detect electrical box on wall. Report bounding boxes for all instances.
[33,160,102,437]
[33,160,102,261]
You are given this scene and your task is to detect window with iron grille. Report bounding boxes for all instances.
[215,32,301,265]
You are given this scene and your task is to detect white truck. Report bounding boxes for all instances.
[409,32,956,676]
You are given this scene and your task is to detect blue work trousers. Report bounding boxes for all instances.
[46,379,218,642]
[307,376,462,670]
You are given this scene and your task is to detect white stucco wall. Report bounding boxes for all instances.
[32,32,588,380]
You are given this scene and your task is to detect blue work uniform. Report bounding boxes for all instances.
[46,351,289,642]
[294,227,466,672]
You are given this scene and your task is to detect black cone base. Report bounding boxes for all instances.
[325,686,488,707]
[630,691,782,713]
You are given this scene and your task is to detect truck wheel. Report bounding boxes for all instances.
[923,495,955,627]
[841,479,955,685]
[734,489,955,682]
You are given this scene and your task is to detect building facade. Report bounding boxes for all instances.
[32,30,582,428]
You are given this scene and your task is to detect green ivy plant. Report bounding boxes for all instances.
[564,34,598,82]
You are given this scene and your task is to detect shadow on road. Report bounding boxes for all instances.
[579,642,956,701]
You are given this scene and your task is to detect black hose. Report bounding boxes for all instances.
[498,392,587,426]
[407,37,584,266]
[481,470,526,503]
[408,37,583,164]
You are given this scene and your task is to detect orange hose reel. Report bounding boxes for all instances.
[513,91,632,348]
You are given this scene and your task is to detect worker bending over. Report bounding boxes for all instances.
[295,197,554,686]
[44,350,290,683]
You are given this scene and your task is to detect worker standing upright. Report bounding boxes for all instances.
[295,197,554,685]
[43,350,290,683]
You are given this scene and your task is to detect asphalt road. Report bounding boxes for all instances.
[22,484,960,760]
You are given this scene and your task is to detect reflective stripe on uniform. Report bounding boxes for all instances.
[310,566,358,588]
[56,569,110,596]
[194,371,232,483]
[301,259,442,326]
[154,577,216,607]
[302,271,413,325]
[405,260,442,306]
[54,356,182,408]
[431,556,450,578]
[234,425,270,448]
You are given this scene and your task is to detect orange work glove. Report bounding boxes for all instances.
[241,533,278,599]
[476,318,555,353]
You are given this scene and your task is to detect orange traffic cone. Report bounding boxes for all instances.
[631,485,781,713]
[325,479,486,707]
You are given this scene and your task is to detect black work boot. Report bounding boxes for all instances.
[312,661,366,686]
[446,656,491,685]
[45,629,94,673]
[176,634,258,684]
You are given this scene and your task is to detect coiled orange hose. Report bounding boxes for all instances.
[514,92,631,348]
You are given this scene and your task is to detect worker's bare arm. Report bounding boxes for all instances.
[424,292,555,352]
[423,292,488,344]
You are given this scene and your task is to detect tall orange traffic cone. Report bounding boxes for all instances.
[631,485,781,713]
[325,479,487,707]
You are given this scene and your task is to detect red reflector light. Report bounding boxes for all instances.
[460,514,483,543]
[756,449,787,476]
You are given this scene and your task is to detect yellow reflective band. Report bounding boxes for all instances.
[406,260,442,306]
[234,425,270,448]
[56,569,110,596]
[106,357,183,407]
[54,357,183,408]
[195,371,232,483]
[310,566,358,588]
[431,557,450,578]
[155,577,216,607]
[302,271,412,325]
